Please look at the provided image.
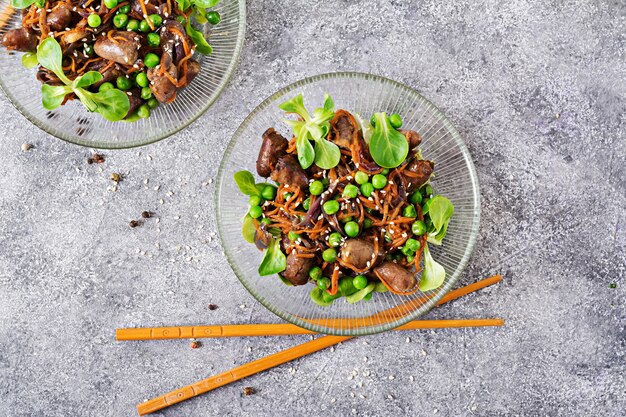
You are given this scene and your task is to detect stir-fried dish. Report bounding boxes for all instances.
[234,94,455,307]
[2,0,221,121]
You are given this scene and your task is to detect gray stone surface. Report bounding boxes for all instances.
[1,0,625,416]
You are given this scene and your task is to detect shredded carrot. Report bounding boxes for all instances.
[326,265,340,296]
[138,0,155,31]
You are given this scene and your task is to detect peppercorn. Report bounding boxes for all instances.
[141,211,152,218]
[208,304,218,310]
[243,387,256,395]
[91,153,105,164]
[129,220,140,228]
[190,340,201,349]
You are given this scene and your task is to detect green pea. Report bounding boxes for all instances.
[126,19,140,31]
[149,14,163,27]
[137,104,150,119]
[422,198,431,213]
[144,53,160,68]
[248,205,262,219]
[302,197,311,211]
[309,180,324,196]
[116,76,132,91]
[406,253,415,263]
[98,82,114,92]
[147,32,161,47]
[317,277,331,290]
[139,20,151,32]
[118,4,131,13]
[403,204,417,218]
[342,184,359,199]
[175,15,186,25]
[410,191,423,205]
[261,185,277,201]
[104,0,118,9]
[355,171,369,185]
[113,13,128,28]
[321,177,329,187]
[328,232,342,247]
[363,292,373,301]
[411,220,427,236]
[372,174,387,189]
[309,267,322,281]
[360,183,374,197]
[344,221,359,237]
[207,10,221,25]
[363,218,373,229]
[322,248,337,263]
[288,231,299,241]
[338,277,356,295]
[140,87,153,100]
[389,113,403,129]
[134,72,148,87]
[87,14,101,28]
[422,184,434,197]
[401,245,414,256]
[381,168,389,175]
[260,217,272,226]
[405,238,420,251]
[283,192,293,201]
[323,200,339,215]
[147,98,159,109]
[353,275,368,290]
[425,217,434,233]
[340,216,352,224]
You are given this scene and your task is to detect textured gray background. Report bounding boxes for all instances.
[1,0,625,416]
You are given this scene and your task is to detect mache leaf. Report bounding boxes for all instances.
[313,138,341,170]
[37,37,70,84]
[41,84,71,110]
[234,170,261,196]
[185,21,213,54]
[425,195,454,246]
[419,244,446,292]
[258,237,287,276]
[241,215,256,244]
[369,112,409,168]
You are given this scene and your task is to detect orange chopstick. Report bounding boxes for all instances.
[135,276,504,415]
[0,3,15,32]
[137,318,503,415]
[119,275,502,341]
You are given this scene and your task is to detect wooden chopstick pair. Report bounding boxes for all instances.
[116,275,503,415]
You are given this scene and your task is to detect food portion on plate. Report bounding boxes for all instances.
[234,94,455,307]
[2,0,222,121]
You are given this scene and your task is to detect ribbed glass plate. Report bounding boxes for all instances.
[216,72,480,336]
[0,0,245,149]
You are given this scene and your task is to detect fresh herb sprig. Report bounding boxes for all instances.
[279,93,341,170]
[234,170,287,276]
[37,38,129,122]
[176,0,221,54]
[10,0,44,9]
[369,112,409,168]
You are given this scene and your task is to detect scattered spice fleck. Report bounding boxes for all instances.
[208,303,218,310]
[110,173,122,182]
[243,387,256,396]
[190,340,201,349]
[141,211,152,219]
[91,153,105,164]
[129,220,141,228]
[21,143,32,152]
[609,282,617,288]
